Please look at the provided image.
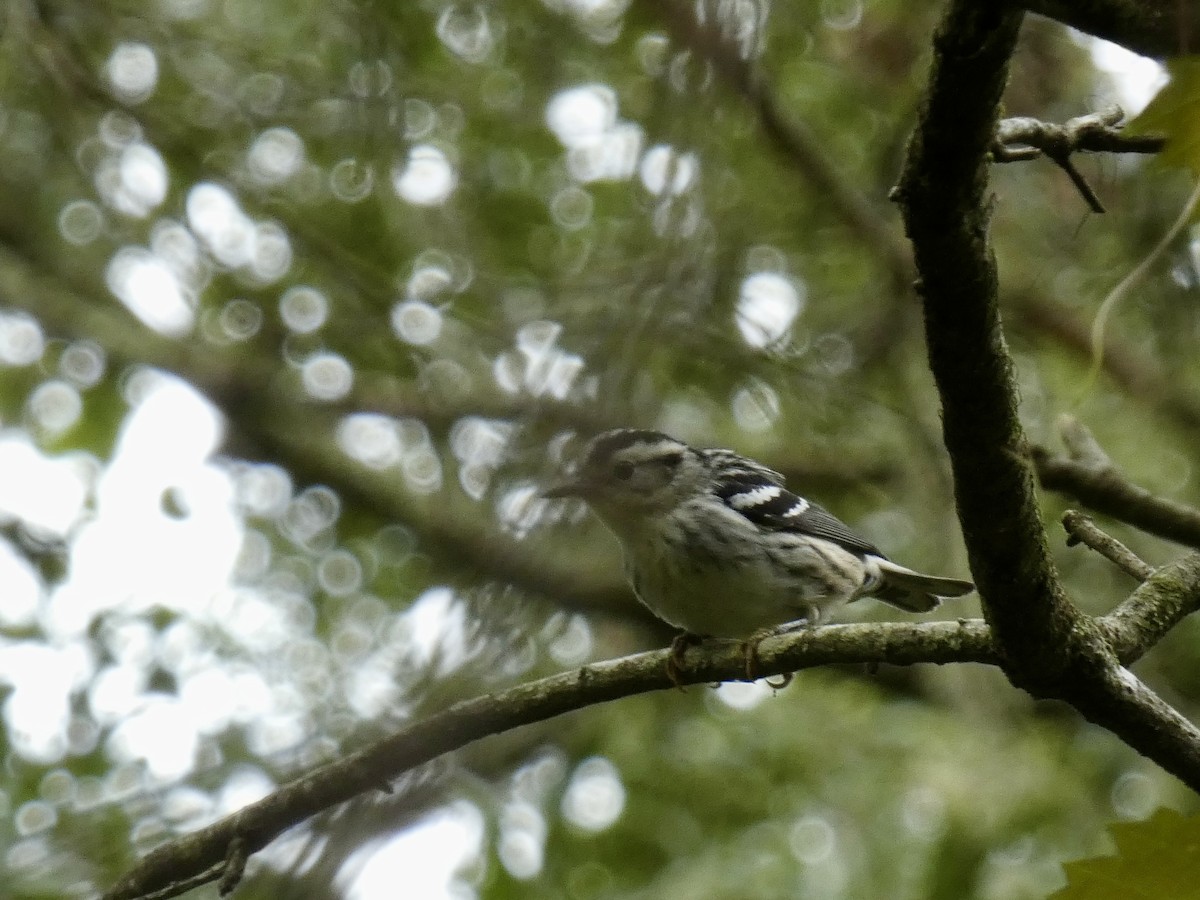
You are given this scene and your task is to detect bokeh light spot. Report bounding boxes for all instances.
[106,246,194,336]
[28,380,83,435]
[640,145,698,195]
[106,42,159,103]
[736,271,804,348]
[337,414,402,469]
[391,300,443,345]
[248,127,304,184]
[437,4,495,63]
[301,352,353,401]
[219,299,263,341]
[0,314,45,366]
[59,340,106,388]
[561,757,625,832]
[392,145,456,205]
[547,84,617,146]
[97,143,168,217]
[58,200,104,245]
[280,285,329,333]
[330,158,376,202]
[14,800,57,837]
[317,549,363,597]
[790,813,837,864]
[731,379,780,432]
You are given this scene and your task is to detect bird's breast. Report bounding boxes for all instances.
[620,519,795,637]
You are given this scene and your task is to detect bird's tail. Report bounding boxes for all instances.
[869,558,974,613]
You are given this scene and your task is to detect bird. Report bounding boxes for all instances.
[544,428,973,680]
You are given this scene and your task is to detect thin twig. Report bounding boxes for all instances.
[994,107,1165,159]
[1053,153,1106,212]
[133,863,225,900]
[1062,509,1154,581]
[218,837,248,897]
[992,107,1165,213]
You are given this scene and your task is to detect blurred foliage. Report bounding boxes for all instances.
[1128,57,1200,179]
[1053,808,1200,900]
[0,1,1198,898]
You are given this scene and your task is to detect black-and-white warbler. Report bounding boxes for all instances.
[545,429,973,674]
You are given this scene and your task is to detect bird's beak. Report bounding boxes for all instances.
[542,479,590,499]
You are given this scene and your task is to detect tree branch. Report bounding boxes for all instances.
[894,0,1200,793]
[995,107,1165,160]
[1037,422,1200,660]
[1018,0,1190,59]
[1062,509,1155,580]
[1067,664,1200,788]
[1100,553,1200,662]
[1034,447,1200,549]
[894,2,1074,669]
[993,107,1165,212]
[102,620,997,899]
[1035,423,1200,658]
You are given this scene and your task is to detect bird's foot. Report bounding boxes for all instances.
[740,613,821,688]
[739,627,792,689]
[667,631,705,688]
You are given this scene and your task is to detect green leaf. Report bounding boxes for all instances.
[1052,809,1200,900]
[1127,56,1200,175]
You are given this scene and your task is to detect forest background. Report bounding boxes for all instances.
[2,1,1199,898]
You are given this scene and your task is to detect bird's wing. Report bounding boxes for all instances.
[701,449,786,486]
[713,472,883,557]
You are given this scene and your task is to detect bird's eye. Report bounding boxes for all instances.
[613,461,634,481]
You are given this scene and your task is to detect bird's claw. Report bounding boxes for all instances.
[667,632,704,688]
[741,625,799,688]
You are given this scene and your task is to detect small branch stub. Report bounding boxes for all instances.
[993,107,1164,159]
[992,107,1165,212]
[219,837,248,896]
[1062,509,1155,581]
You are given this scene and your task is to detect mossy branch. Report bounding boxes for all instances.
[103,621,996,899]
[894,0,1200,798]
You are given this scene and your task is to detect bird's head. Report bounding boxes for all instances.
[543,429,708,528]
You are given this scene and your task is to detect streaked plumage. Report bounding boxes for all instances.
[545,428,973,639]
